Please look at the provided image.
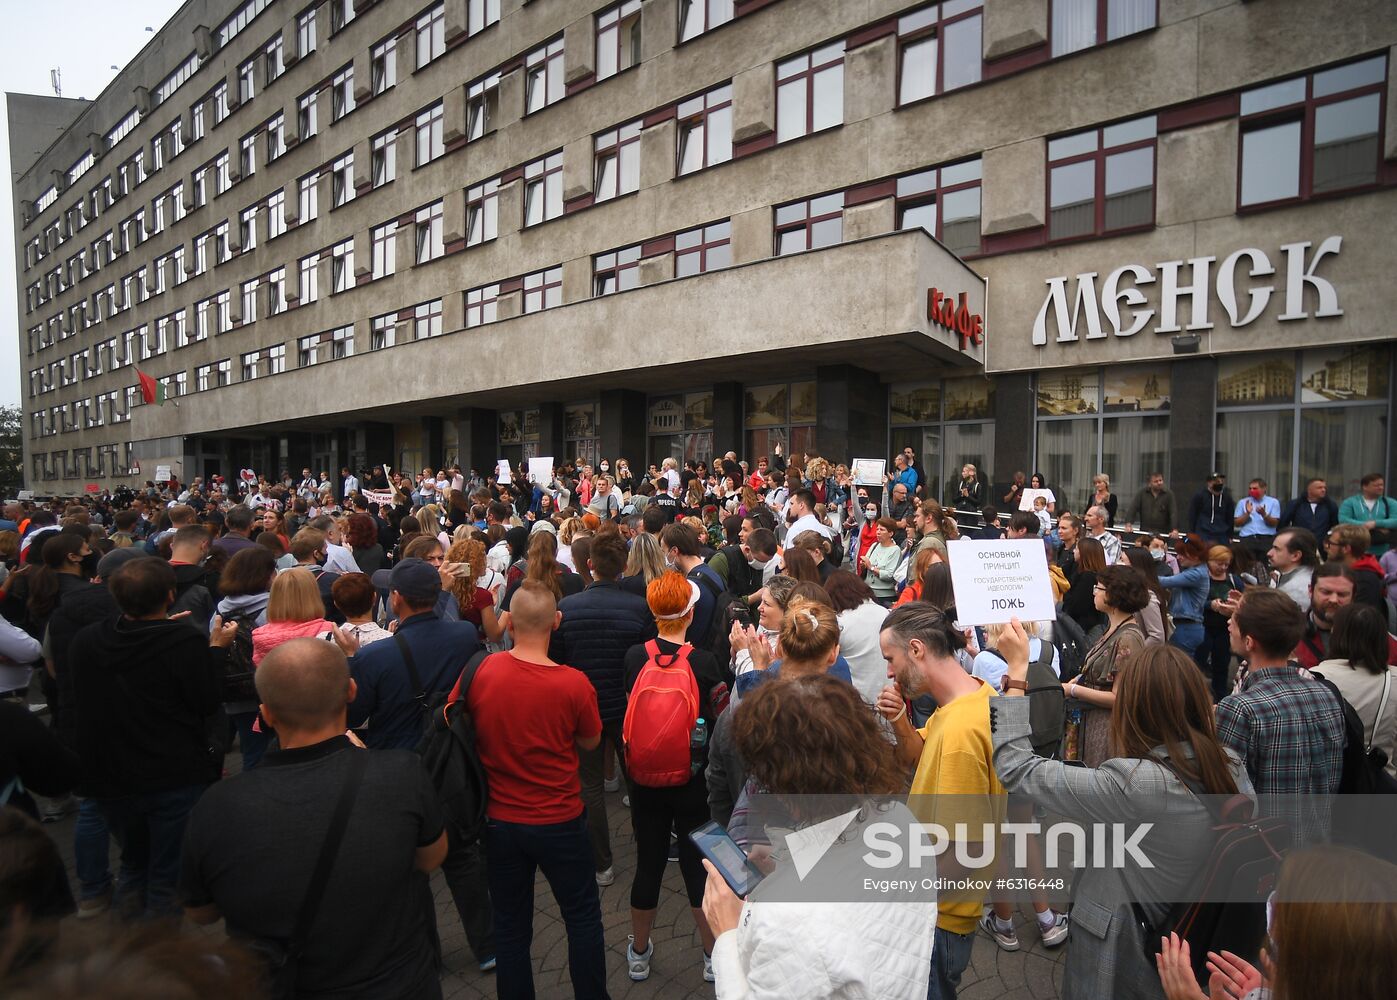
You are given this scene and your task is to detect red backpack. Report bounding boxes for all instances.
[623,640,700,788]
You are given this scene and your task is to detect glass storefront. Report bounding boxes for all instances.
[889,375,995,505]
[647,391,715,469]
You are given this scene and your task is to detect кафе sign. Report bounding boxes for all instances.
[1031,236,1344,345]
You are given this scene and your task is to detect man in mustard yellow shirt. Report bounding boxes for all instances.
[877,604,1004,1000]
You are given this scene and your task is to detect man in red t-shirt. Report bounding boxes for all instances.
[467,580,609,999]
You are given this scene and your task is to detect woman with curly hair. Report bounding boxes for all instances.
[343,512,384,576]
[702,673,936,998]
[445,537,503,643]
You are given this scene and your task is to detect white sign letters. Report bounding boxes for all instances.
[1032,236,1343,346]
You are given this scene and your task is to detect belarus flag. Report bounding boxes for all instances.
[137,369,166,406]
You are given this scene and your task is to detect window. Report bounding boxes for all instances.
[193,166,209,207]
[332,152,355,206]
[155,53,200,107]
[469,0,499,35]
[241,280,259,326]
[215,292,231,333]
[466,179,499,245]
[172,245,186,284]
[467,73,500,140]
[242,350,262,381]
[194,231,210,274]
[267,190,287,238]
[896,158,983,257]
[266,114,286,161]
[299,173,319,221]
[372,130,398,185]
[213,82,230,124]
[1239,54,1386,208]
[775,192,844,254]
[196,363,215,392]
[219,0,273,46]
[268,268,286,314]
[415,202,444,262]
[1052,0,1155,57]
[523,152,563,226]
[215,152,231,193]
[298,92,318,139]
[597,1,641,81]
[191,99,206,141]
[416,4,445,67]
[332,66,356,121]
[1048,114,1156,240]
[525,39,564,114]
[171,181,186,222]
[677,84,732,175]
[675,220,731,276]
[776,42,845,142]
[523,267,562,313]
[897,2,982,105]
[150,196,166,237]
[371,36,397,94]
[214,221,231,263]
[238,59,256,104]
[298,8,317,55]
[300,253,319,303]
[269,344,286,373]
[416,104,444,165]
[324,325,352,359]
[372,221,397,277]
[265,36,285,83]
[594,122,641,201]
[330,0,355,33]
[679,0,733,42]
[331,239,354,292]
[298,334,320,368]
[240,205,259,251]
[594,245,641,295]
[413,299,443,339]
[371,312,396,349]
[105,108,141,149]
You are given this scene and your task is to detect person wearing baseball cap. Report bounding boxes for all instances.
[348,557,496,970]
[1185,471,1234,546]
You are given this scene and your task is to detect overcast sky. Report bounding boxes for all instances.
[1,0,186,408]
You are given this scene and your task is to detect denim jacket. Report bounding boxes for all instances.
[1158,564,1210,623]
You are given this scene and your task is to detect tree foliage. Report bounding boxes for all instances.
[0,405,22,499]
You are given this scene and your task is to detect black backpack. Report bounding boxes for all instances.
[1311,670,1397,861]
[987,640,1065,758]
[1051,611,1089,679]
[399,635,490,845]
[690,566,742,667]
[219,611,260,704]
[1134,762,1290,992]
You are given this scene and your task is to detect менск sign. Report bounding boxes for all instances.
[1031,236,1343,346]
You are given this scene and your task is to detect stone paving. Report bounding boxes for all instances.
[46,757,1066,999]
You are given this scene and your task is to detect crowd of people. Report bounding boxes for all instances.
[1,446,1395,1000]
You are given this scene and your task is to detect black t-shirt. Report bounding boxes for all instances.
[179,738,443,1000]
[650,494,680,521]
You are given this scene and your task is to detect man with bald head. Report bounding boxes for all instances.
[179,638,448,999]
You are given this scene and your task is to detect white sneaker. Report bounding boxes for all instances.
[1039,911,1070,948]
[703,952,715,983]
[621,794,630,808]
[978,913,1019,952]
[595,866,615,887]
[604,776,621,792]
[626,936,653,981]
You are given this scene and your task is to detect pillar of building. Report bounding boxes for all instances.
[453,407,498,480]
[599,390,646,472]
[1170,357,1218,501]
[991,372,1034,489]
[363,422,396,476]
[816,365,887,468]
[536,402,566,464]
[711,381,744,457]
[284,432,313,481]
[422,416,445,473]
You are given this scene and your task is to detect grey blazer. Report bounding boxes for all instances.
[990,697,1254,1000]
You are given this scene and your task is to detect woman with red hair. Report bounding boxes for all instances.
[343,512,384,575]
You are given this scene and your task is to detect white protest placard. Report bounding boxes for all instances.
[947,538,1056,627]
[154,465,172,483]
[1018,488,1055,512]
[361,488,395,507]
[852,459,886,487]
[528,457,554,486]
[496,459,511,481]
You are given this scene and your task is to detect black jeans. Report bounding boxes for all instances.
[576,718,624,872]
[485,813,610,1000]
[627,774,710,910]
[1195,624,1233,702]
[97,783,207,920]
[438,825,496,962]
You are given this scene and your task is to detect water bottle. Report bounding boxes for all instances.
[689,717,707,775]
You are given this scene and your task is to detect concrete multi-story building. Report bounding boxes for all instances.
[8,0,1395,512]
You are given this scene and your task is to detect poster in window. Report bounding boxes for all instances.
[1299,344,1389,403]
[521,408,540,442]
[790,381,817,425]
[498,410,522,445]
[1103,367,1170,412]
[566,403,596,439]
[1036,369,1099,416]
[744,383,787,427]
[649,396,683,434]
[1217,354,1296,406]
[685,392,714,430]
[890,382,941,426]
[944,376,994,420]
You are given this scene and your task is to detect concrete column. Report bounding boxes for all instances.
[393,224,413,272]
[282,18,302,65]
[283,179,301,224]
[844,34,895,125]
[352,137,371,190]
[991,373,1034,488]
[711,381,744,457]
[226,67,243,112]
[817,365,886,465]
[981,138,1045,235]
[352,48,371,103]
[536,402,566,463]
[561,257,590,304]
[732,63,775,144]
[641,0,677,61]
[497,179,522,238]
[443,0,467,41]
[496,69,523,131]
[639,119,677,190]
[454,407,498,479]
[283,97,302,146]
[599,390,646,472]
[443,289,464,330]
[353,230,371,279]
[563,16,594,84]
[442,188,466,244]
[317,170,334,214]
[443,84,467,145]
[638,250,674,286]
[423,416,445,470]
[983,0,1048,60]
[729,207,770,264]
[1169,358,1217,501]
[562,138,593,202]
[394,127,414,178]
[364,421,395,472]
[843,198,894,242]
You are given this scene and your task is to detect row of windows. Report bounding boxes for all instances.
[30,444,135,481]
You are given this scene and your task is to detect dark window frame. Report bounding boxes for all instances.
[1045,116,1157,244]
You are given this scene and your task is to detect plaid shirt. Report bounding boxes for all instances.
[1215,663,1344,846]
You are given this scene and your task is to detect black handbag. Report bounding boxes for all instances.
[250,749,366,999]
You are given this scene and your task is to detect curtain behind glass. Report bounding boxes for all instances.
[1053,0,1096,56]
[1107,0,1156,40]
[1038,420,1097,514]
[1102,415,1169,502]
[1216,411,1294,501]
[1301,406,1387,499]
[945,422,994,508]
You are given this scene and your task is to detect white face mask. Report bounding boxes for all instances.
[1150,548,1166,562]
[601,464,609,472]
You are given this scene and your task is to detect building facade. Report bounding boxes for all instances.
[9,0,1395,511]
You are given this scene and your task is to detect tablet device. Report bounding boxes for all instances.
[689,820,765,897]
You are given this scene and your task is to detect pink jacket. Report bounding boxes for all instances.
[251,618,334,666]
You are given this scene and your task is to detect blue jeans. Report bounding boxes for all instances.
[1169,621,1205,658]
[229,711,271,770]
[74,797,113,900]
[486,812,609,1000]
[96,784,207,920]
[927,926,975,1000]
